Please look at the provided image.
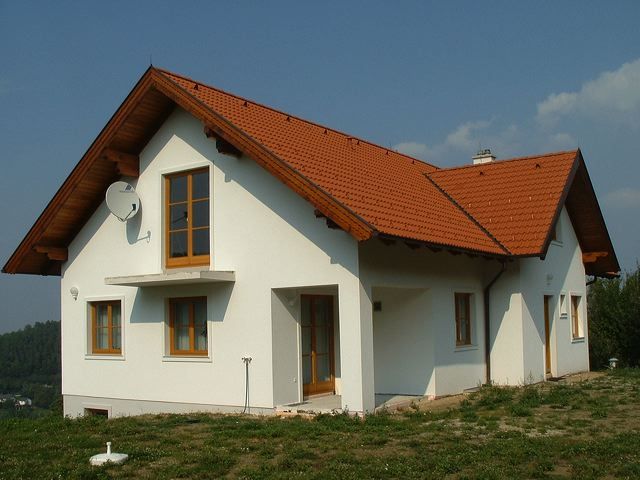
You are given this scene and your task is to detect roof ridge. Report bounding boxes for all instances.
[429,149,579,174]
[425,174,512,255]
[155,67,439,171]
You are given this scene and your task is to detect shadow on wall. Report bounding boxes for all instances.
[128,282,234,326]
[372,286,433,396]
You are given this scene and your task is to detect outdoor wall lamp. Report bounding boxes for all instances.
[70,286,79,301]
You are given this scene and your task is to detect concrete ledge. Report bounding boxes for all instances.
[105,270,235,287]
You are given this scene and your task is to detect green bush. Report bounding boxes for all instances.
[588,265,640,369]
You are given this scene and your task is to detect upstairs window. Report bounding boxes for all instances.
[165,168,210,268]
[90,301,122,355]
[169,297,208,356]
[455,293,472,346]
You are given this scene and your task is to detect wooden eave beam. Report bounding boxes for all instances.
[582,251,609,263]
[204,126,243,158]
[405,241,421,250]
[33,246,68,262]
[102,148,139,177]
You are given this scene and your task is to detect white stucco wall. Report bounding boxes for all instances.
[490,207,588,385]
[372,287,432,395]
[61,108,372,415]
[360,241,490,397]
[60,106,590,416]
[519,207,589,380]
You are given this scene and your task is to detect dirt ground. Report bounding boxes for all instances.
[403,370,607,413]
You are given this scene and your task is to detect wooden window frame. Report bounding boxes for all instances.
[169,297,208,356]
[455,293,472,347]
[571,295,583,339]
[90,301,122,355]
[165,168,210,268]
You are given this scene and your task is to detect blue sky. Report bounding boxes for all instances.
[1,1,639,333]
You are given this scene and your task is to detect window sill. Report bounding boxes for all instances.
[162,355,212,363]
[85,354,125,361]
[571,337,586,344]
[455,344,478,352]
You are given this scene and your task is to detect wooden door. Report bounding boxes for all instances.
[544,295,552,375]
[301,295,335,396]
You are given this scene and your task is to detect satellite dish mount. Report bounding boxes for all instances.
[105,182,141,222]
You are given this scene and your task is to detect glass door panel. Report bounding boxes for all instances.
[301,295,335,396]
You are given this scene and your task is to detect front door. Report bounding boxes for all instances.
[544,295,552,375]
[301,295,335,396]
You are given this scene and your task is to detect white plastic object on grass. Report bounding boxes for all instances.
[89,441,129,466]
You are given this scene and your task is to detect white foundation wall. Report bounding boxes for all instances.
[61,107,366,415]
[360,241,492,398]
[519,207,589,379]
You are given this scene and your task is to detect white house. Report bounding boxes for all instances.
[3,67,619,417]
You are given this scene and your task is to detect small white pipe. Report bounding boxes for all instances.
[107,442,112,455]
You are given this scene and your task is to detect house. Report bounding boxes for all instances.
[2,67,619,417]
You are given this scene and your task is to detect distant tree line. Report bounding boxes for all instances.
[0,321,61,409]
[589,264,640,369]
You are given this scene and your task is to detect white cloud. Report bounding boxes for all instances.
[546,132,576,150]
[444,120,491,151]
[396,58,640,166]
[537,58,640,125]
[605,188,640,209]
[394,141,429,158]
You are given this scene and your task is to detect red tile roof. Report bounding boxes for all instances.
[160,70,505,254]
[428,151,578,255]
[2,67,619,276]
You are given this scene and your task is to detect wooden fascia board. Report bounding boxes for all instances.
[571,153,620,273]
[2,67,157,274]
[560,151,620,274]
[538,150,581,257]
[150,70,376,242]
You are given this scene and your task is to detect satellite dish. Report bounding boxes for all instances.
[105,182,140,222]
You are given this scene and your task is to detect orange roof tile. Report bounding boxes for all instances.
[3,67,619,276]
[159,70,505,254]
[429,151,578,255]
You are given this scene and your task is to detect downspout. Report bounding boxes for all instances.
[484,261,507,385]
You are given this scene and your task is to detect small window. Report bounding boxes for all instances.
[169,297,208,355]
[550,218,562,244]
[84,408,109,418]
[90,301,122,355]
[455,293,472,346]
[571,295,583,339]
[165,168,210,268]
[559,294,567,317]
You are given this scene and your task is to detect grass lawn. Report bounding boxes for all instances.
[2,370,640,479]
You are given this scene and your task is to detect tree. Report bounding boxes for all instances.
[588,264,640,369]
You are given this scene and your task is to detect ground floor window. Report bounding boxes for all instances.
[169,297,208,355]
[571,295,584,339]
[455,293,472,346]
[90,301,122,354]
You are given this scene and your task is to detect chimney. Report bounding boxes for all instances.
[472,148,496,165]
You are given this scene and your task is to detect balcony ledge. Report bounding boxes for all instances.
[105,270,235,287]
